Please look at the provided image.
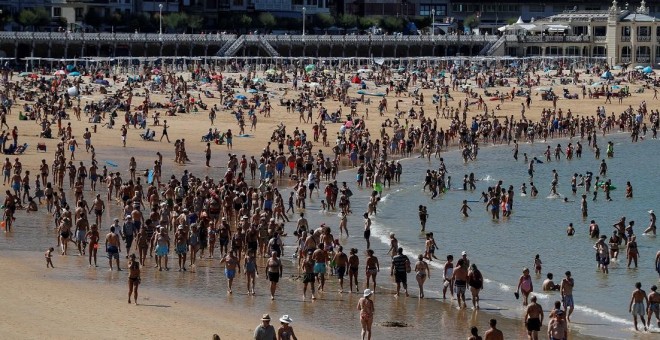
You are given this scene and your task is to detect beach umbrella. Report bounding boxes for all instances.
[18,72,32,77]
[591,82,602,87]
[247,89,258,93]
[68,71,81,77]
[305,64,315,73]
[634,65,644,70]
[67,87,79,96]
[265,69,276,75]
[252,77,264,84]
[66,64,75,72]
[235,94,247,100]
[642,66,653,74]
[53,70,66,75]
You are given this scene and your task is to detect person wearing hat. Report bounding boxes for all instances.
[644,210,656,235]
[277,315,297,340]
[254,314,276,340]
[357,289,375,340]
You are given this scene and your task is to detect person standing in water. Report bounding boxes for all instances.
[644,209,656,235]
[560,271,575,322]
[414,254,430,299]
[516,267,533,306]
[647,285,660,328]
[363,212,371,249]
[629,282,648,331]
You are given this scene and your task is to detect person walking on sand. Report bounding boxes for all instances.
[414,254,430,298]
[391,247,410,297]
[220,249,240,294]
[127,254,140,304]
[524,295,544,340]
[546,310,567,340]
[254,314,276,340]
[266,251,283,300]
[467,263,483,309]
[484,319,504,340]
[160,120,170,142]
[629,282,648,331]
[277,315,298,340]
[365,248,379,293]
[357,289,374,340]
[105,226,122,271]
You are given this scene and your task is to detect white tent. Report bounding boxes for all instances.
[498,17,538,32]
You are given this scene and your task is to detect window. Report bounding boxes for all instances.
[593,26,606,36]
[529,5,544,13]
[53,7,61,17]
[638,26,650,36]
[420,4,447,17]
[621,26,630,36]
[233,0,243,6]
[75,8,83,18]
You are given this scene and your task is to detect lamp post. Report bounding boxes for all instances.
[431,9,435,39]
[302,7,306,37]
[159,4,163,35]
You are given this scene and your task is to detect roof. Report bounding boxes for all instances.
[621,13,657,22]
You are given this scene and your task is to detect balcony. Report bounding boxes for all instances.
[637,36,651,42]
[620,57,631,63]
[636,56,650,63]
[621,36,631,42]
[593,36,606,42]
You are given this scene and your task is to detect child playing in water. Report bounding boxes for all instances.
[460,200,472,217]
[320,200,326,211]
[534,254,542,275]
[45,247,54,268]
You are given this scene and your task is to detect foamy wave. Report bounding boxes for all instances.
[480,175,494,182]
[574,305,632,325]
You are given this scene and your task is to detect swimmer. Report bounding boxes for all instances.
[460,200,472,217]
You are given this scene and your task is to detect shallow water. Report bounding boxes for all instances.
[336,132,660,339]
[2,132,655,339]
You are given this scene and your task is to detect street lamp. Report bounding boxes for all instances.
[159,4,163,35]
[431,9,435,39]
[303,7,307,38]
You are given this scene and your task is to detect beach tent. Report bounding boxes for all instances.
[305,64,315,73]
[600,71,613,80]
[642,66,653,74]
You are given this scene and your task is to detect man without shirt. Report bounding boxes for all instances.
[524,295,544,340]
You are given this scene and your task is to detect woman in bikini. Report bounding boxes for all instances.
[127,254,141,304]
[365,249,380,293]
[468,264,484,309]
[414,254,430,298]
[627,235,639,268]
[357,289,375,340]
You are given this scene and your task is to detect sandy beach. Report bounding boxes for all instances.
[1,60,659,339]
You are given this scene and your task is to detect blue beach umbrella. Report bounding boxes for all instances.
[68,71,81,77]
[235,94,247,100]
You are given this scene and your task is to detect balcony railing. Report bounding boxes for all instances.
[621,36,631,42]
[637,36,651,42]
[621,57,631,63]
[594,36,606,42]
[636,56,650,63]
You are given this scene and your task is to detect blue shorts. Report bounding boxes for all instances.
[175,244,187,255]
[225,269,236,279]
[264,200,273,210]
[155,245,168,257]
[107,246,119,260]
[276,163,284,172]
[314,262,326,274]
[563,294,574,308]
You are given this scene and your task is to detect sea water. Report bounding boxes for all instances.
[335,132,659,339]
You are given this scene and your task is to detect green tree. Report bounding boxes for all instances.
[258,12,276,29]
[187,15,203,33]
[337,14,357,29]
[237,14,252,29]
[84,8,100,26]
[18,8,50,28]
[316,13,335,28]
[464,15,480,29]
[164,12,190,32]
[358,16,378,30]
[380,16,405,33]
[506,18,518,25]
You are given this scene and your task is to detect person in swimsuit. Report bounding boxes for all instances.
[357,289,374,340]
[524,295,544,340]
[220,249,240,294]
[266,251,283,300]
[468,263,484,309]
[517,267,533,306]
[127,254,140,304]
[244,250,258,296]
[629,282,648,331]
[301,251,316,300]
[560,271,575,322]
[647,285,660,329]
[365,249,379,293]
[626,235,639,268]
[277,315,298,340]
[546,310,567,340]
[443,255,454,299]
[348,248,360,293]
[414,254,430,299]
[105,226,122,271]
